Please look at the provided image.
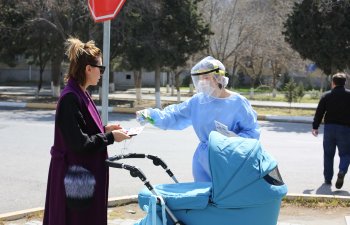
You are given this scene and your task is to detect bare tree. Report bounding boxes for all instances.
[199,0,255,88]
[197,0,307,94]
[238,0,305,96]
[239,38,265,98]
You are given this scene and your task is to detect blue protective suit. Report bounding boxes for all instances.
[148,93,261,182]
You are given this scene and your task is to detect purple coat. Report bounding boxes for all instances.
[43,79,111,225]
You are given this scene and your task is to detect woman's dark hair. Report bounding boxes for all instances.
[64,37,102,86]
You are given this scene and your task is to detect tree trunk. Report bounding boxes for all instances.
[175,72,180,102]
[37,68,44,98]
[250,79,255,98]
[189,83,194,95]
[109,71,115,92]
[37,36,44,97]
[51,46,64,98]
[272,88,277,98]
[134,70,142,104]
[189,77,194,95]
[250,87,254,99]
[155,64,161,108]
[229,55,239,89]
[166,71,170,93]
[270,59,281,98]
[272,74,277,98]
[171,72,175,96]
[320,73,325,93]
[330,64,337,75]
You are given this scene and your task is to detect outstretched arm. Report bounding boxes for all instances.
[137,99,193,130]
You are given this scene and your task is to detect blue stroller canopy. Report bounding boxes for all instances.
[134,131,287,225]
[208,131,285,208]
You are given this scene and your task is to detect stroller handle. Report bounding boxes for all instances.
[106,153,184,225]
[106,153,179,183]
[106,158,154,191]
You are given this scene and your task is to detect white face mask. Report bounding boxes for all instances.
[197,80,215,96]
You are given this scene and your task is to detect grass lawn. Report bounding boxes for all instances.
[245,95,319,103]
[180,86,321,104]
[254,107,315,117]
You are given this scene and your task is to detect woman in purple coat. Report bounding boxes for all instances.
[43,37,130,225]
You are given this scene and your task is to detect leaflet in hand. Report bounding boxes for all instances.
[214,120,237,137]
[126,126,144,136]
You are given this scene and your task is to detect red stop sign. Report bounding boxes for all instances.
[88,0,126,23]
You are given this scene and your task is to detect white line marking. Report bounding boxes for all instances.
[345,216,350,225]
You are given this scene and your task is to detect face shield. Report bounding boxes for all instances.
[191,56,229,104]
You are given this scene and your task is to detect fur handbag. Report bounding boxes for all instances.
[64,165,96,210]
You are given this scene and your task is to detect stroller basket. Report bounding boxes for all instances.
[106,153,185,225]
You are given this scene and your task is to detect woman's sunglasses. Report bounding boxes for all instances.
[90,64,106,74]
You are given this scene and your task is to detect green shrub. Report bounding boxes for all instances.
[309,89,320,99]
[296,81,305,102]
[182,75,191,87]
[255,85,271,93]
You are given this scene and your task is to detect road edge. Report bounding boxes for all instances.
[1,194,349,221]
[0,195,138,221]
[0,101,314,123]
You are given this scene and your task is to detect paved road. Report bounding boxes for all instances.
[1,87,349,225]
[0,108,196,214]
[1,108,349,215]
[0,108,350,225]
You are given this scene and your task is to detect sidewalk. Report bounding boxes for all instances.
[0,194,349,225]
[0,86,315,124]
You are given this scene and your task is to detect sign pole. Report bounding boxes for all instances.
[102,20,111,125]
[88,0,127,125]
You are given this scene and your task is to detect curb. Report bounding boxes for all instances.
[0,195,138,221]
[0,101,56,110]
[285,193,350,202]
[0,101,140,114]
[0,101,27,108]
[251,103,317,110]
[0,207,44,222]
[1,193,349,222]
[257,115,313,124]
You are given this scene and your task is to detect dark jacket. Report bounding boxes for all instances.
[43,78,114,225]
[313,86,350,129]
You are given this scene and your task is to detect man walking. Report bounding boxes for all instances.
[312,72,350,189]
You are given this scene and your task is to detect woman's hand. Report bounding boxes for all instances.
[105,123,122,133]
[112,130,131,142]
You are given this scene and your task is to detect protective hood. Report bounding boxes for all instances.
[191,56,225,76]
[208,131,287,208]
[191,56,229,104]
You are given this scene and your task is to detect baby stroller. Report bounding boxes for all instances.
[106,131,288,225]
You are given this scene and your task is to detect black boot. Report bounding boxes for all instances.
[335,171,345,189]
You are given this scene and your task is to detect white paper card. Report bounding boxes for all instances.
[126,126,144,136]
[214,120,237,137]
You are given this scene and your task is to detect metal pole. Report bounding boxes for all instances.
[102,20,111,125]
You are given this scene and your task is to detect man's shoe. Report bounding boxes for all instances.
[335,172,345,189]
[324,180,332,185]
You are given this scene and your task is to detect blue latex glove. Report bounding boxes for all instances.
[136,109,154,125]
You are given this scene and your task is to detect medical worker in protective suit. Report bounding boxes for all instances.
[136,56,261,182]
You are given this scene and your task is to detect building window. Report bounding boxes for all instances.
[126,74,131,80]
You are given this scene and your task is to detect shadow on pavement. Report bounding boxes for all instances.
[0,108,136,123]
[0,108,55,122]
[260,121,320,134]
[303,183,350,196]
